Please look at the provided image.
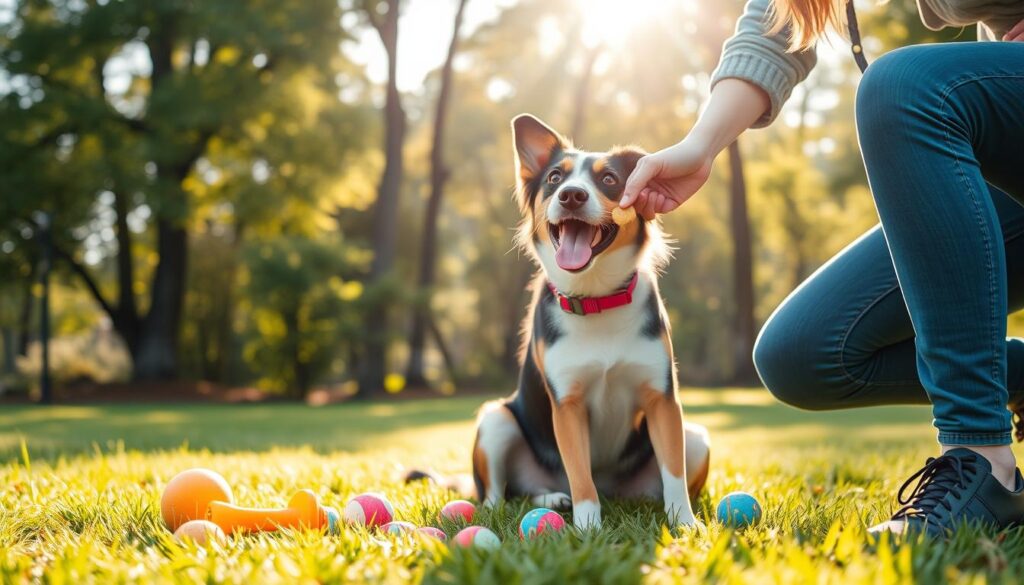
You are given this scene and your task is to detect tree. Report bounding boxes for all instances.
[0,0,344,381]
[356,0,406,397]
[726,141,757,383]
[242,235,364,399]
[405,0,469,390]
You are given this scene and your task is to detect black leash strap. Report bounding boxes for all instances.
[846,0,869,73]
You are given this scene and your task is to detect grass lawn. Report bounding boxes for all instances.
[2,388,1023,584]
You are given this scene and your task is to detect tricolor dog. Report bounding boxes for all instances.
[464,114,711,529]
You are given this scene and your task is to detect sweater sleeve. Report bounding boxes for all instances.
[710,0,818,128]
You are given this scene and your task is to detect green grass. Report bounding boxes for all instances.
[2,388,1023,584]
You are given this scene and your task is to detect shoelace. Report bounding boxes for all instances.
[892,454,980,522]
[1013,406,1024,443]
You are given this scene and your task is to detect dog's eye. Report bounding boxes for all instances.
[602,173,617,185]
[547,170,562,184]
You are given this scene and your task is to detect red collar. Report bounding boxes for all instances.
[547,273,639,316]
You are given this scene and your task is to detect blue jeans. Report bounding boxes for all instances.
[753,41,1024,446]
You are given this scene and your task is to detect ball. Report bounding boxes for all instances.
[440,500,476,524]
[452,526,501,549]
[716,491,762,528]
[381,520,417,535]
[414,526,448,541]
[324,506,341,535]
[173,519,225,546]
[518,508,565,540]
[343,492,394,529]
[161,468,234,532]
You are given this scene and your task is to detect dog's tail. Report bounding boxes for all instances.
[403,468,476,499]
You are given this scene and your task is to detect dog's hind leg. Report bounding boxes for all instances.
[614,421,711,500]
[473,401,522,506]
[473,400,570,508]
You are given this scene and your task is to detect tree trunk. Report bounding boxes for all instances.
[727,141,758,384]
[135,220,188,380]
[112,190,140,355]
[17,270,34,357]
[405,0,468,390]
[358,0,405,398]
[1,327,15,375]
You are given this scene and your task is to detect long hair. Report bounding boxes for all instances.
[769,0,848,51]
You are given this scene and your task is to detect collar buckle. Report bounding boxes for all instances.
[567,296,586,315]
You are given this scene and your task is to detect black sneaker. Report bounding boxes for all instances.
[870,448,1024,538]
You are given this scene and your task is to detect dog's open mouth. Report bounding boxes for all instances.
[548,219,619,272]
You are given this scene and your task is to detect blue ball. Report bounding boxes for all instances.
[716,491,762,528]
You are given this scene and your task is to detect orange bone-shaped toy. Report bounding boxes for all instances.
[208,489,328,534]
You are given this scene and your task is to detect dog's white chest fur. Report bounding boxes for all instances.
[543,278,671,469]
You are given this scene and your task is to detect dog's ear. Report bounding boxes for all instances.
[610,145,647,179]
[511,114,567,197]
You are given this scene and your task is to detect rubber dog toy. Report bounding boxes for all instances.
[208,489,330,533]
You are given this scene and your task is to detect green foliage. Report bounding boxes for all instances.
[0,0,370,383]
[3,0,1016,392]
[239,235,365,397]
[2,390,1024,582]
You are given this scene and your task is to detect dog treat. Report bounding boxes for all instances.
[612,206,637,226]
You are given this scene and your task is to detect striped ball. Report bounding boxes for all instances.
[518,508,565,540]
[324,506,340,535]
[381,520,417,535]
[343,492,394,529]
[452,526,501,549]
[414,526,448,541]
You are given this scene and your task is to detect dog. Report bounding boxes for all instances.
[407,112,712,528]
[410,114,710,530]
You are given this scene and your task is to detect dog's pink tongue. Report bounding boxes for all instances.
[555,222,595,271]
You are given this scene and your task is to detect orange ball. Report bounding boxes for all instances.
[161,468,233,531]
[173,520,226,546]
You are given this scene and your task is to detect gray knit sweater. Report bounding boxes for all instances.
[711,0,1024,128]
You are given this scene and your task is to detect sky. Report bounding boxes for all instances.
[342,0,518,93]
[0,0,851,108]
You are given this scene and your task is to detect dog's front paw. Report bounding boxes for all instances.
[532,492,572,510]
[666,503,699,528]
[572,500,602,530]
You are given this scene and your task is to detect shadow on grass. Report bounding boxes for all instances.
[0,388,937,461]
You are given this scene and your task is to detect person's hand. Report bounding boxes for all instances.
[1003,18,1024,41]
[620,139,714,220]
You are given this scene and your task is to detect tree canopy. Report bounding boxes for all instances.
[0,0,989,398]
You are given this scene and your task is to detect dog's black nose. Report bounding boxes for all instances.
[558,187,588,210]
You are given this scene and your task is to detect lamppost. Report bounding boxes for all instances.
[33,211,52,405]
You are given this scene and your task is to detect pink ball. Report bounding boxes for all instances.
[440,500,476,524]
[452,525,501,549]
[414,526,448,541]
[343,493,394,529]
[381,521,417,535]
